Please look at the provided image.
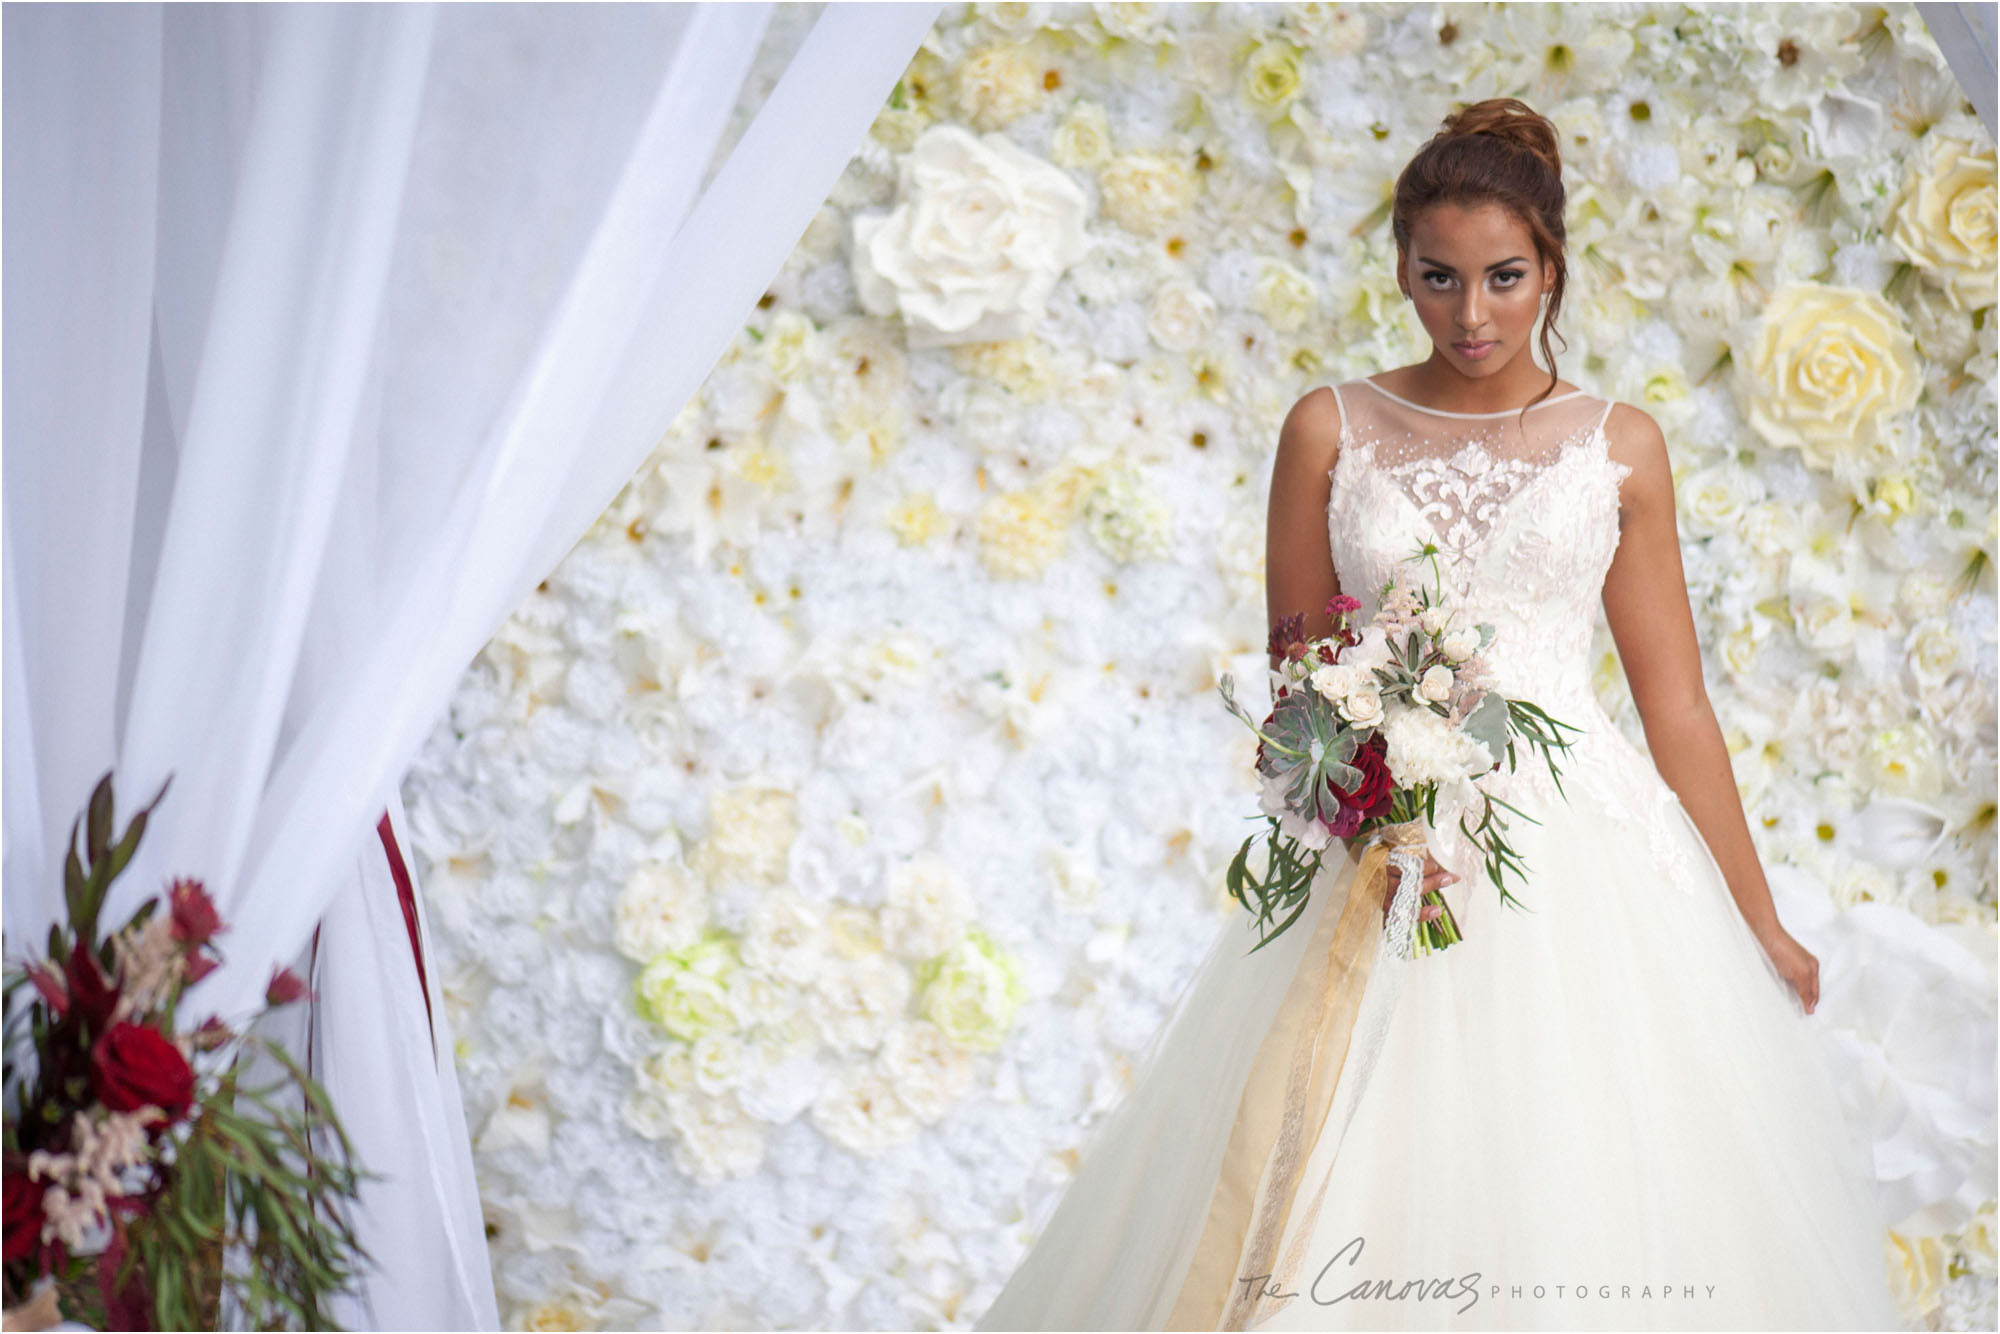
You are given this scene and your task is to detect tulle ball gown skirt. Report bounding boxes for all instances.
[975,765,1904,1332]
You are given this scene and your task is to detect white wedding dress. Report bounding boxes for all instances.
[975,377,1903,1332]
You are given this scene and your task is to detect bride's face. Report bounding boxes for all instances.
[1397,202,1556,380]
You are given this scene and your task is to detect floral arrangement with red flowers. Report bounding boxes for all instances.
[2,771,365,1330]
[1217,552,1581,954]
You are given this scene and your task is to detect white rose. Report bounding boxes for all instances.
[1905,617,1964,687]
[810,955,911,1053]
[811,1067,919,1157]
[851,125,1088,348]
[1416,606,1451,635]
[1147,279,1218,350]
[740,892,830,986]
[1736,283,1921,474]
[1098,151,1199,236]
[612,861,706,963]
[880,855,973,958]
[1310,662,1360,702]
[1888,134,1997,312]
[876,1020,974,1123]
[1680,463,1753,539]
[1339,686,1384,728]
[1439,628,1480,663]
[1418,664,1455,703]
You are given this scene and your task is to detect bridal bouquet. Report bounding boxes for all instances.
[1217,558,1580,954]
[2,771,366,1330]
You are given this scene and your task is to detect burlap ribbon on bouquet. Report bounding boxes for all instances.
[1166,819,1430,1332]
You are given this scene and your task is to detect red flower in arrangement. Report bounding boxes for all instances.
[3,1170,45,1263]
[64,939,120,1035]
[24,963,69,1019]
[168,877,222,946]
[1326,733,1395,838]
[264,967,310,1008]
[90,1023,195,1123]
[1266,611,1308,663]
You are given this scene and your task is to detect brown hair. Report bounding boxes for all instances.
[1391,97,1569,417]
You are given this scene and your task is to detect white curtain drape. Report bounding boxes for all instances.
[3,2,942,1325]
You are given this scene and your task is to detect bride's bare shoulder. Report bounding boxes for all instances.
[1277,383,1345,473]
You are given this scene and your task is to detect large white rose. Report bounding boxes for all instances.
[1735,283,1921,474]
[851,125,1088,348]
[1888,134,1997,313]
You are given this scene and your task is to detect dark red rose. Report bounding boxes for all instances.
[168,877,223,947]
[1333,733,1395,817]
[90,1023,195,1122]
[65,938,120,1034]
[4,1170,44,1262]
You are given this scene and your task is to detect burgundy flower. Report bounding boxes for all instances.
[265,967,311,1008]
[90,1023,195,1123]
[184,949,219,985]
[3,1170,44,1262]
[1333,733,1395,818]
[1266,612,1306,663]
[168,877,223,947]
[65,938,120,1034]
[1326,594,1361,618]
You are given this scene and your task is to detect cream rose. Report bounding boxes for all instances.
[1052,100,1112,169]
[1439,628,1480,663]
[1147,279,1218,350]
[955,45,1043,131]
[1252,259,1317,333]
[851,125,1088,348]
[1888,134,1997,312]
[1736,283,1921,473]
[1339,686,1384,728]
[1098,151,1199,236]
[1417,664,1455,703]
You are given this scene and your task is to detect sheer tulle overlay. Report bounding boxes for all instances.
[976,379,1901,1332]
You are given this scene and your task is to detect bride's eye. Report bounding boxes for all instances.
[1492,270,1524,288]
[1422,271,1452,289]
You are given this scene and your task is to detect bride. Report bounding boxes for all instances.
[974,98,1902,1332]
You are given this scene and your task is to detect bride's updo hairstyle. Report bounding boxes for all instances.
[1391,97,1569,409]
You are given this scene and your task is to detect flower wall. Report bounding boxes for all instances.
[398,4,1999,1329]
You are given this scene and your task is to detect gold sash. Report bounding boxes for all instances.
[1166,822,1428,1331]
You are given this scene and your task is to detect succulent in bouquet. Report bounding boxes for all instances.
[1217,549,1582,954]
[2,771,367,1330]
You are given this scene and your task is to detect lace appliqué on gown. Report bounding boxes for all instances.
[1324,378,1700,900]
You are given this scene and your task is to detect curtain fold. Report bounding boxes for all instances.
[4,3,943,1325]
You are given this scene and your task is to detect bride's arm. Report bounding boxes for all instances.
[1265,388,1345,673]
[1598,403,1819,1006]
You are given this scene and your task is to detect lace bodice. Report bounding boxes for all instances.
[1325,376,1705,896]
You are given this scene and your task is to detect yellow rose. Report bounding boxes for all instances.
[1738,283,1920,473]
[1889,134,1997,312]
[1099,151,1199,235]
[1052,100,1112,169]
[1242,39,1302,117]
[955,45,1042,131]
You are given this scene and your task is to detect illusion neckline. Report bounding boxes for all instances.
[1359,376,1589,418]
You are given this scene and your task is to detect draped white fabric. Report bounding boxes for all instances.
[3,2,941,1324]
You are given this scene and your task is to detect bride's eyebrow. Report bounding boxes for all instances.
[1415,255,1530,271]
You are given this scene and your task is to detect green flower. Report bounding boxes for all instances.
[636,928,742,1041]
[917,928,1025,1052]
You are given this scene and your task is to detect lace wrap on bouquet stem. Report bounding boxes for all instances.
[1172,820,1430,1332]
[1376,820,1431,962]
